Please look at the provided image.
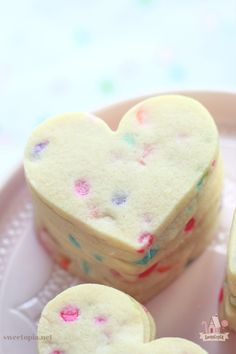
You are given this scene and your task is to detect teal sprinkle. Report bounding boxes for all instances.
[69,234,81,248]
[123,133,136,146]
[196,177,205,191]
[94,254,103,262]
[135,247,159,265]
[196,170,209,192]
[82,260,90,274]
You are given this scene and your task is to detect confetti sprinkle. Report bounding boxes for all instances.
[82,260,90,274]
[69,234,81,248]
[32,140,49,158]
[110,269,121,278]
[184,217,196,233]
[74,179,90,197]
[59,257,71,270]
[211,159,216,168]
[122,133,136,145]
[112,192,128,206]
[135,247,158,265]
[218,287,224,303]
[94,254,103,262]
[136,108,148,124]
[94,315,108,324]
[156,263,174,273]
[137,232,154,253]
[138,262,157,278]
[60,305,80,322]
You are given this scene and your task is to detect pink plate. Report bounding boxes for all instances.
[0,91,236,354]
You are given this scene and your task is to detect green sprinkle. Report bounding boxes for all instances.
[94,254,103,262]
[196,177,205,191]
[135,247,159,265]
[100,79,115,94]
[69,234,81,248]
[123,133,136,146]
[82,260,90,274]
[196,170,209,192]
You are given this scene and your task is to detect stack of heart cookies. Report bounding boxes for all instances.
[220,210,236,331]
[37,283,207,354]
[24,95,223,302]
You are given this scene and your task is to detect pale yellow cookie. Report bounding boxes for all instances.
[38,284,207,354]
[24,95,222,301]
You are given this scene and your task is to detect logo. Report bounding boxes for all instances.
[199,314,229,342]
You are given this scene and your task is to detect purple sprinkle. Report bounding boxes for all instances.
[112,192,127,206]
[32,140,49,158]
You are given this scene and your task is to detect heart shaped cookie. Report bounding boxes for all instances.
[37,284,207,354]
[219,210,236,331]
[24,95,223,301]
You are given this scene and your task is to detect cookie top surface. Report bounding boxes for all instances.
[38,283,207,354]
[24,95,219,250]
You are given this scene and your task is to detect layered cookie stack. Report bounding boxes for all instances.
[37,283,207,354]
[24,95,223,302]
[220,210,236,331]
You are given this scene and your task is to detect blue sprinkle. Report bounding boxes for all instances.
[32,140,49,158]
[112,192,128,206]
[69,234,81,248]
[135,247,159,265]
[123,133,136,146]
[94,254,103,262]
[82,260,90,274]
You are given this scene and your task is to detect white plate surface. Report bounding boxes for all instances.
[0,91,236,354]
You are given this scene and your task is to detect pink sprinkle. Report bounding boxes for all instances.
[74,179,90,197]
[142,144,155,158]
[136,108,147,124]
[138,144,155,165]
[137,232,154,253]
[94,315,108,324]
[138,158,146,166]
[51,351,64,354]
[184,217,196,233]
[211,159,216,168]
[110,269,121,277]
[60,305,80,322]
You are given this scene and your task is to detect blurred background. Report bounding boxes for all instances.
[0,0,236,185]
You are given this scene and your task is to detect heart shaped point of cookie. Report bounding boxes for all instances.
[24,95,222,302]
[37,284,207,354]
